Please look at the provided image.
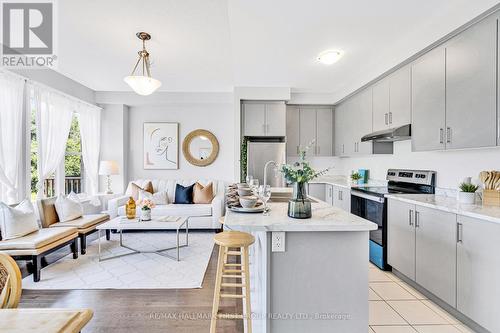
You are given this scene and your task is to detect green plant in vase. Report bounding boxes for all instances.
[350,172,363,184]
[280,141,331,219]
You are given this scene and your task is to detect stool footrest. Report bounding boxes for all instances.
[224,263,242,267]
[222,274,242,279]
[221,283,244,287]
[226,251,242,255]
[220,293,245,299]
[224,269,244,273]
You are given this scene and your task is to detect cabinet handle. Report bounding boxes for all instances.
[340,191,343,201]
[389,112,392,124]
[446,127,451,144]
[415,211,420,228]
[439,128,444,144]
[457,223,463,243]
[342,144,344,154]
[384,113,388,125]
[408,209,414,226]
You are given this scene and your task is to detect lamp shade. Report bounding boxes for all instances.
[99,161,119,175]
[124,75,162,96]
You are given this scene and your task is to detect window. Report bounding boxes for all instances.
[30,111,85,198]
[64,114,84,194]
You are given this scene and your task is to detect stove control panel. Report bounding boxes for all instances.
[386,169,436,186]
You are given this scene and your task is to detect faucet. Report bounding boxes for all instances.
[263,160,279,188]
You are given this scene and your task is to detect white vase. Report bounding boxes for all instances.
[458,192,475,204]
[140,209,152,221]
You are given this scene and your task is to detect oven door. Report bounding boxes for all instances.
[350,191,385,246]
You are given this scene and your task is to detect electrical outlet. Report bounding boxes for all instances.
[272,231,285,252]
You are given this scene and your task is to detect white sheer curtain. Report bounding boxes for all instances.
[30,83,74,198]
[78,104,101,195]
[0,72,25,204]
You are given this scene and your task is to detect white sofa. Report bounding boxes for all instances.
[108,179,226,229]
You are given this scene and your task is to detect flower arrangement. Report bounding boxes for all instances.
[280,141,331,184]
[138,199,156,211]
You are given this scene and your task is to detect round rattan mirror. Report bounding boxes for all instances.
[182,129,219,167]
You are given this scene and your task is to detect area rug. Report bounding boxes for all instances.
[22,231,214,290]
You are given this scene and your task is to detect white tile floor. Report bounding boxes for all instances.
[368,262,476,333]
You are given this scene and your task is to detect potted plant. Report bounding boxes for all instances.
[350,172,363,185]
[458,183,478,204]
[280,142,331,219]
[138,199,155,221]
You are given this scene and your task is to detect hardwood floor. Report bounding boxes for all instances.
[18,237,243,333]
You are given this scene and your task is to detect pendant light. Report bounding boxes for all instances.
[124,32,162,96]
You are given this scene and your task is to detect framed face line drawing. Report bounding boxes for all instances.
[143,122,179,170]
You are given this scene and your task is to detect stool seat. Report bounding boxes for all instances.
[214,231,254,247]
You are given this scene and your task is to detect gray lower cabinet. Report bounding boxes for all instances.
[411,46,446,152]
[415,206,457,306]
[325,185,334,206]
[308,183,326,201]
[387,199,416,280]
[457,215,500,333]
[445,15,497,150]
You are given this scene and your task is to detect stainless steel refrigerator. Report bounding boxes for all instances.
[246,140,286,187]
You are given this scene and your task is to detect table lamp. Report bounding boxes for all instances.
[99,161,119,194]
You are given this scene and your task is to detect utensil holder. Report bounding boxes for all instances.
[483,190,500,206]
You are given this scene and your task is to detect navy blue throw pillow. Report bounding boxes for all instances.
[174,183,194,204]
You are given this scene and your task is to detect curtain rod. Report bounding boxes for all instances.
[0,69,102,110]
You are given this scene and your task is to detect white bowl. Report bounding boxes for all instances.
[237,188,253,197]
[239,196,258,208]
[236,183,250,189]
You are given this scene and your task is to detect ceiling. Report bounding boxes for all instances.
[57,0,499,101]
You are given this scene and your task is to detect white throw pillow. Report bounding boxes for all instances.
[54,194,83,222]
[138,189,169,205]
[0,200,40,240]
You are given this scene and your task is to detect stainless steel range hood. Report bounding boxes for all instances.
[361,124,411,142]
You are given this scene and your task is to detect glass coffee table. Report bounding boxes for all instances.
[96,216,188,262]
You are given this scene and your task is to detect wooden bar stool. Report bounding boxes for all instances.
[210,231,255,333]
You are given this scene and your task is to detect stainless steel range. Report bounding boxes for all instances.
[350,169,436,270]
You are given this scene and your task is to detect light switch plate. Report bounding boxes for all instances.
[272,231,285,252]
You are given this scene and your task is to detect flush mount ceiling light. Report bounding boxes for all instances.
[124,32,162,96]
[317,50,344,65]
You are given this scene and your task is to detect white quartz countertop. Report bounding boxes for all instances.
[224,199,378,232]
[310,175,386,189]
[386,194,500,225]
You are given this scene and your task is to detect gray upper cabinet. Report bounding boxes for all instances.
[352,88,373,155]
[415,206,457,306]
[242,102,286,137]
[445,15,497,150]
[315,108,334,156]
[372,78,390,132]
[286,106,300,156]
[457,215,500,333]
[372,66,410,132]
[334,102,348,156]
[298,108,317,150]
[287,106,334,157]
[243,103,266,136]
[387,199,416,280]
[411,46,446,152]
[389,65,411,128]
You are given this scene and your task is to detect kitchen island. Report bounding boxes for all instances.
[224,196,377,333]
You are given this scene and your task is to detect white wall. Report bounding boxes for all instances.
[127,102,235,182]
[335,140,500,189]
[99,104,129,193]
